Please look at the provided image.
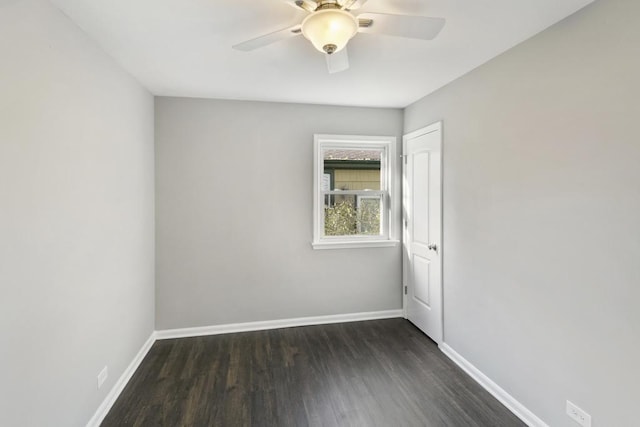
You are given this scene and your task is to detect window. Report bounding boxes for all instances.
[313,134,399,249]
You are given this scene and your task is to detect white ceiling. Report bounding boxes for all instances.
[50,0,594,108]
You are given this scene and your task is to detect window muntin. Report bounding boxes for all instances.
[313,135,397,249]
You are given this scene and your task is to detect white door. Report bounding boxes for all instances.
[403,122,443,343]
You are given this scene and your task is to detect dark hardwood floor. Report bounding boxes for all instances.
[102,319,524,426]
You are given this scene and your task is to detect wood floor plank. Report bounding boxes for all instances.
[101,319,525,427]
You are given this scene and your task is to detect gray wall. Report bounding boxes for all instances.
[404,0,639,425]
[155,97,403,329]
[0,1,155,426]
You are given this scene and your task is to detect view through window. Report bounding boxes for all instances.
[323,148,383,237]
[313,135,397,249]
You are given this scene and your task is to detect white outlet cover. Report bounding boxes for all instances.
[566,400,592,427]
[97,366,108,390]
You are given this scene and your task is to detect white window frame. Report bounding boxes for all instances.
[312,134,399,250]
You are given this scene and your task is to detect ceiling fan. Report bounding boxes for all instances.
[232,0,445,74]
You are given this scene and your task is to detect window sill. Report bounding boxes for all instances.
[312,240,400,250]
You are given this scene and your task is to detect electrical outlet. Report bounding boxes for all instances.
[566,400,591,427]
[97,366,108,390]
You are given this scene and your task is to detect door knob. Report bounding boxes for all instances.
[428,243,438,251]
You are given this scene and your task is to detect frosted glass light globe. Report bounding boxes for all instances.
[301,9,358,54]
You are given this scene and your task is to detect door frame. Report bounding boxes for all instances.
[402,121,444,342]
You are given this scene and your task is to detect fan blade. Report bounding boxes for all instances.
[340,0,368,10]
[326,47,350,74]
[357,13,445,40]
[233,26,301,51]
[281,0,316,12]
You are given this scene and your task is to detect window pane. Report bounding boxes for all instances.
[324,194,382,237]
[323,148,382,191]
[358,197,382,234]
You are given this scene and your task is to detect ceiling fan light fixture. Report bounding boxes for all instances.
[301,9,358,54]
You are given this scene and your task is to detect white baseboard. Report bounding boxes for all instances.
[86,332,157,427]
[439,343,548,427]
[156,309,404,340]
